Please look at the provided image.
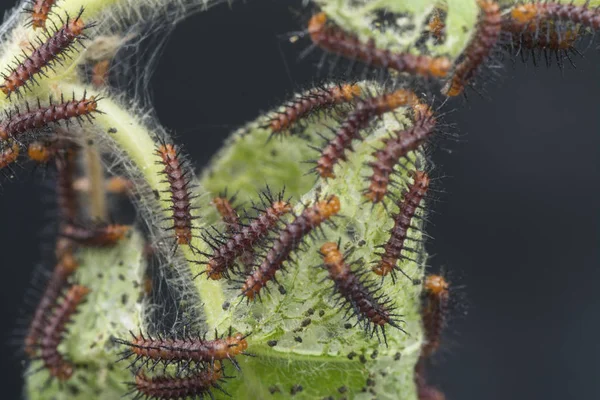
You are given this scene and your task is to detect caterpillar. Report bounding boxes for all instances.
[61,223,130,247]
[1,9,92,97]
[421,274,450,358]
[442,0,502,97]
[27,140,55,163]
[267,83,362,136]
[364,105,436,203]
[0,140,19,170]
[39,284,89,381]
[428,9,446,41]
[308,12,451,78]
[24,246,78,357]
[26,0,57,29]
[503,18,581,68]
[212,193,240,233]
[114,330,249,371]
[316,89,420,179]
[373,171,429,281]
[242,195,340,300]
[155,141,196,246]
[510,1,600,30]
[319,241,404,345]
[0,94,99,141]
[202,190,291,280]
[130,362,225,400]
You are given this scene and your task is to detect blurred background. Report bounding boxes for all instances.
[0,1,598,399]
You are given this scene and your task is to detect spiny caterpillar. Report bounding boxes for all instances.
[114,330,249,371]
[319,241,404,345]
[1,9,92,97]
[316,88,420,179]
[308,12,451,78]
[364,102,436,203]
[421,274,450,359]
[156,141,196,246]
[373,170,429,281]
[510,1,600,30]
[39,284,90,381]
[267,83,362,136]
[24,246,78,357]
[442,0,502,97]
[54,148,78,223]
[61,223,130,247]
[130,362,226,400]
[0,93,99,141]
[242,195,340,300]
[26,0,57,29]
[428,8,446,41]
[202,190,291,280]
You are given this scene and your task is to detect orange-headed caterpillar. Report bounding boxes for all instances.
[130,362,226,400]
[0,140,19,170]
[114,329,249,371]
[61,223,130,247]
[26,0,57,29]
[373,170,429,281]
[212,193,240,233]
[24,245,79,357]
[316,89,419,179]
[510,1,600,30]
[421,274,450,358]
[155,141,196,246]
[242,195,340,300]
[0,93,99,141]
[319,241,404,345]
[38,284,89,381]
[364,104,436,203]
[442,0,502,97]
[1,9,93,97]
[267,83,362,136]
[91,59,110,88]
[200,189,291,281]
[308,12,451,78]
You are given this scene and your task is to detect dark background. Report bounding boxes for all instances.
[1,1,598,399]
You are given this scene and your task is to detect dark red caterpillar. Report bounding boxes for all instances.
[421,275,450,358]
[131,362,225,400]
[308,12,451,78]
[316,89,420,179]
[319,241,404,345]
[156,142,196,246]
[373,170,429,281]
[114,330,249,371]
[26,0,57,29]
[39,284,89,381]
[242,195,340,300]
[267,83,362,135]
[61,223,130,246]
[364,103,436,203]
[24,245,78,357]
[203,191,292,280]
[0,93,99,141]
[54,148,78,223]
[0,140,19,170]
[511,1,600,30]
[442,0,502,97]
[1,9,92,97]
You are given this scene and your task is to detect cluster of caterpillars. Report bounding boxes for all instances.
[113,328,250,399]
[8,1,598,399]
